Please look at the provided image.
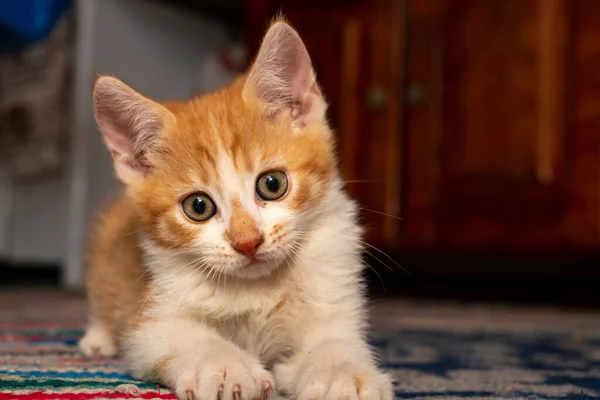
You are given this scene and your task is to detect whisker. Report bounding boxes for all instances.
[359,240,416,281]
[144,248,197,270]
[364,260,386,293]
[363,249,393,272]
[343,180,378,184]
[136,267,152,283]
[360,207,403,221]
[216,267,223,293]
[190,258,212,283]
[283,242,301,273]
[206,266,216,288]
[123,229,145,238]
[134,283,160,323]
[175,254,210,273]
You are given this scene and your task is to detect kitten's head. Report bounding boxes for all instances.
[94,20,336,279]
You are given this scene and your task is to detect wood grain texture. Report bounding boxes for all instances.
[402,0,599,251]
[401,0,443,246]
[562,0,600,246]
[246,0,600,252]
[536,0,567,185]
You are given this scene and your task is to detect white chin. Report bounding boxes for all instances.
[231,259,280,279]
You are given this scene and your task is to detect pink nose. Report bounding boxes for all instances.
[232,236,263,256]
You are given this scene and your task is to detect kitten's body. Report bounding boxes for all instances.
[81,21,393,400]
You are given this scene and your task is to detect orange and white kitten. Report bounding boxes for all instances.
[79,20,393,400]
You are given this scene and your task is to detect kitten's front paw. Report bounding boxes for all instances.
[171,351,274,400]
[296,363,393,400]
[79,324,117,358]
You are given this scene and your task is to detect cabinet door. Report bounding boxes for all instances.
[402,0,581,249]
[246,0,406,248]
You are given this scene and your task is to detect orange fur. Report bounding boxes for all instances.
[84,197,149,344]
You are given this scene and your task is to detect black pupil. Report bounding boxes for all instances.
[192,197,206,215]
[265,176,280,193]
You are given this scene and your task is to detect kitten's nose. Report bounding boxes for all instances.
[232,235,263,257]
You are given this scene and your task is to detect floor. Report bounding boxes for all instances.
[1,288,600,399]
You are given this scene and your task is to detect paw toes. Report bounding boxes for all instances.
[174,357,274,400]
[296,368,393,400]
[356,373,394,400]
[174,385,197,400]
[232,383,242,400]
[261,381,274,400]
[174,386,196,400]
[79,326,117,358]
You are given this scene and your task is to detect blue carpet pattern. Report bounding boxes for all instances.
[372,300,600,399]
[377,328,600,399]
[1,290,599,399]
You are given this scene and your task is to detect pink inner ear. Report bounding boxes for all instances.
[93,77,171,181]
[245,22,326,126]
[96,103,155,172]
[96,108,137,158]
[289,49,313,99]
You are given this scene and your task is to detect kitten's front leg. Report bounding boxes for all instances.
[125,318,274,400]
[275,317,393,400]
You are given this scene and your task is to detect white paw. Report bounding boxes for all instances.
[296,363,393,400]
[79,324,118,358]
[171,350,274,400]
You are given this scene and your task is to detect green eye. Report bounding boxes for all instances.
[256,170,289,201]
[181,193,216,222]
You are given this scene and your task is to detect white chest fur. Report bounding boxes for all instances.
[139,185,364,363]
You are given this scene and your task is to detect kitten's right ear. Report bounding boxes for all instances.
[93,76,174,183]
[243,20,326,129]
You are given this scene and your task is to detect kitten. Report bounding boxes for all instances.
[79,19,394,400]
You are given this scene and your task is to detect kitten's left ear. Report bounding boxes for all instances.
[93,76,175,184]
[243,20,326,128]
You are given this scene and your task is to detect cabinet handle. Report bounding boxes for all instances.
[405,82,428,107]
[365,86,388,111]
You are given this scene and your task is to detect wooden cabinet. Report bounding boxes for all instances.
[245,0,600,253]
[403,0,600,251]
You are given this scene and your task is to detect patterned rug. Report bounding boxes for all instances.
[1,288,599,399]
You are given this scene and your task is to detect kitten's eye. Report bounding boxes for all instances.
[256,170,289,201]
[181,193,216,222]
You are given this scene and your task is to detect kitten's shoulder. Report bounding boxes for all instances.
[91,194,139,246]
[88,193,144,281]
[86,193,147,337]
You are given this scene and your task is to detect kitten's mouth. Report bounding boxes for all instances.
[242,250,286,269]
[243,254,265,266]
[226,244,298,278]
[229,256,279,279]
[240,250,274,264]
